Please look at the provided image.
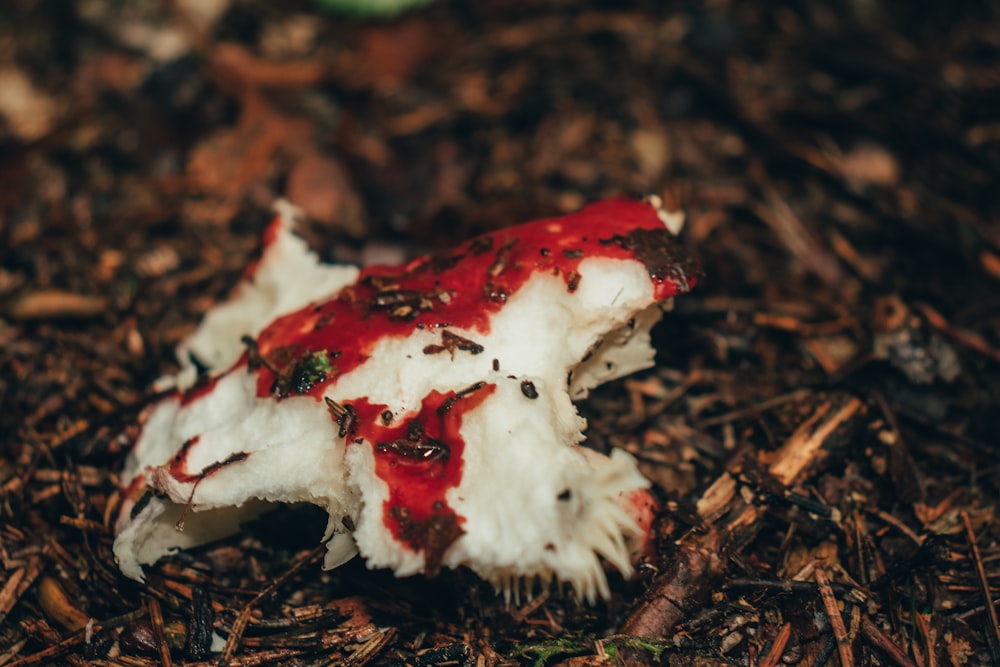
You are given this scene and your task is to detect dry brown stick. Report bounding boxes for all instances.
[958,596,1000,621]
[697,389,810,428]
[871,390,923,504]
[859,617,918,667]
[0,557,42,627]
[3,290,108,321]
[870,509,923,545]
[913,611,938,667]
[146,596,173,667]
[620,394,864,638]
[815,566,854,667]
[962,511,1000,658]
[341,628,396,667]
[32,467,108,486]
[768,395,863,486]
[509,590,550,623]
[0,637,29,666]
[915,302,1000,364]
[618,530,722,638]
[753,312,855,337]
[58,515,112,535]
[752,181,845,288]
[759,622,792,667]
[0,568,26,622]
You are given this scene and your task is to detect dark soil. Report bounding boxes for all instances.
[2,0,1000,665]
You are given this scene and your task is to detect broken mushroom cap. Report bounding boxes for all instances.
[114,198,699,603]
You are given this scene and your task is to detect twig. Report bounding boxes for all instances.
[915,302,1000,364]
[962,510,1000,661]
[58,515,112,535]
[872,390,923,503]
[725,578,851,595]
[147,597,173,667]
[509,590,550,623]
[0,637,29,667]
[869,509,924,546]
[0,568,26,625]
[769,396,863,486]
[913,611,938,667]
[860,617,918,667]
[759,622,792,667]
[753,179,845,287]
[958,596,1000,621]
[752,312,855,337]
[341,628,396,667]
[815,566,853,667]
[698,389,810,428]
[0,557,42,627]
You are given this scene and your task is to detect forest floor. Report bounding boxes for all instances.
[2,0,1000,665]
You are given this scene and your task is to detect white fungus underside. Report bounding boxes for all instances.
[115,202,670,603]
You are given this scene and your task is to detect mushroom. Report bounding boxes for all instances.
[114,198,699,603]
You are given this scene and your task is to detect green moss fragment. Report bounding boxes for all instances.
[272,349,337,398]
[603,636,672,663]
[509,638,588,667]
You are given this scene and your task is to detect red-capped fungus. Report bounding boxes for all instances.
[114,198,699,603]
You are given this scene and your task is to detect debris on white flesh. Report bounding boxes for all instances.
[114,199,699,602]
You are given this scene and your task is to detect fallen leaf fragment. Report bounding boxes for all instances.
[285,153,365,236]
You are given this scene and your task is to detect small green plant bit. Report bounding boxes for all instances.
[601,635,676,663]
[311,0,434,17]
[509,637,589,667]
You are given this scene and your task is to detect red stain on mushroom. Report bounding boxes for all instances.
[240,215,286,281]
[166,435,249,485]
[167,435,202,482]
[622,487,659,562]
[346,383,496,574]
[212,199,700,403]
